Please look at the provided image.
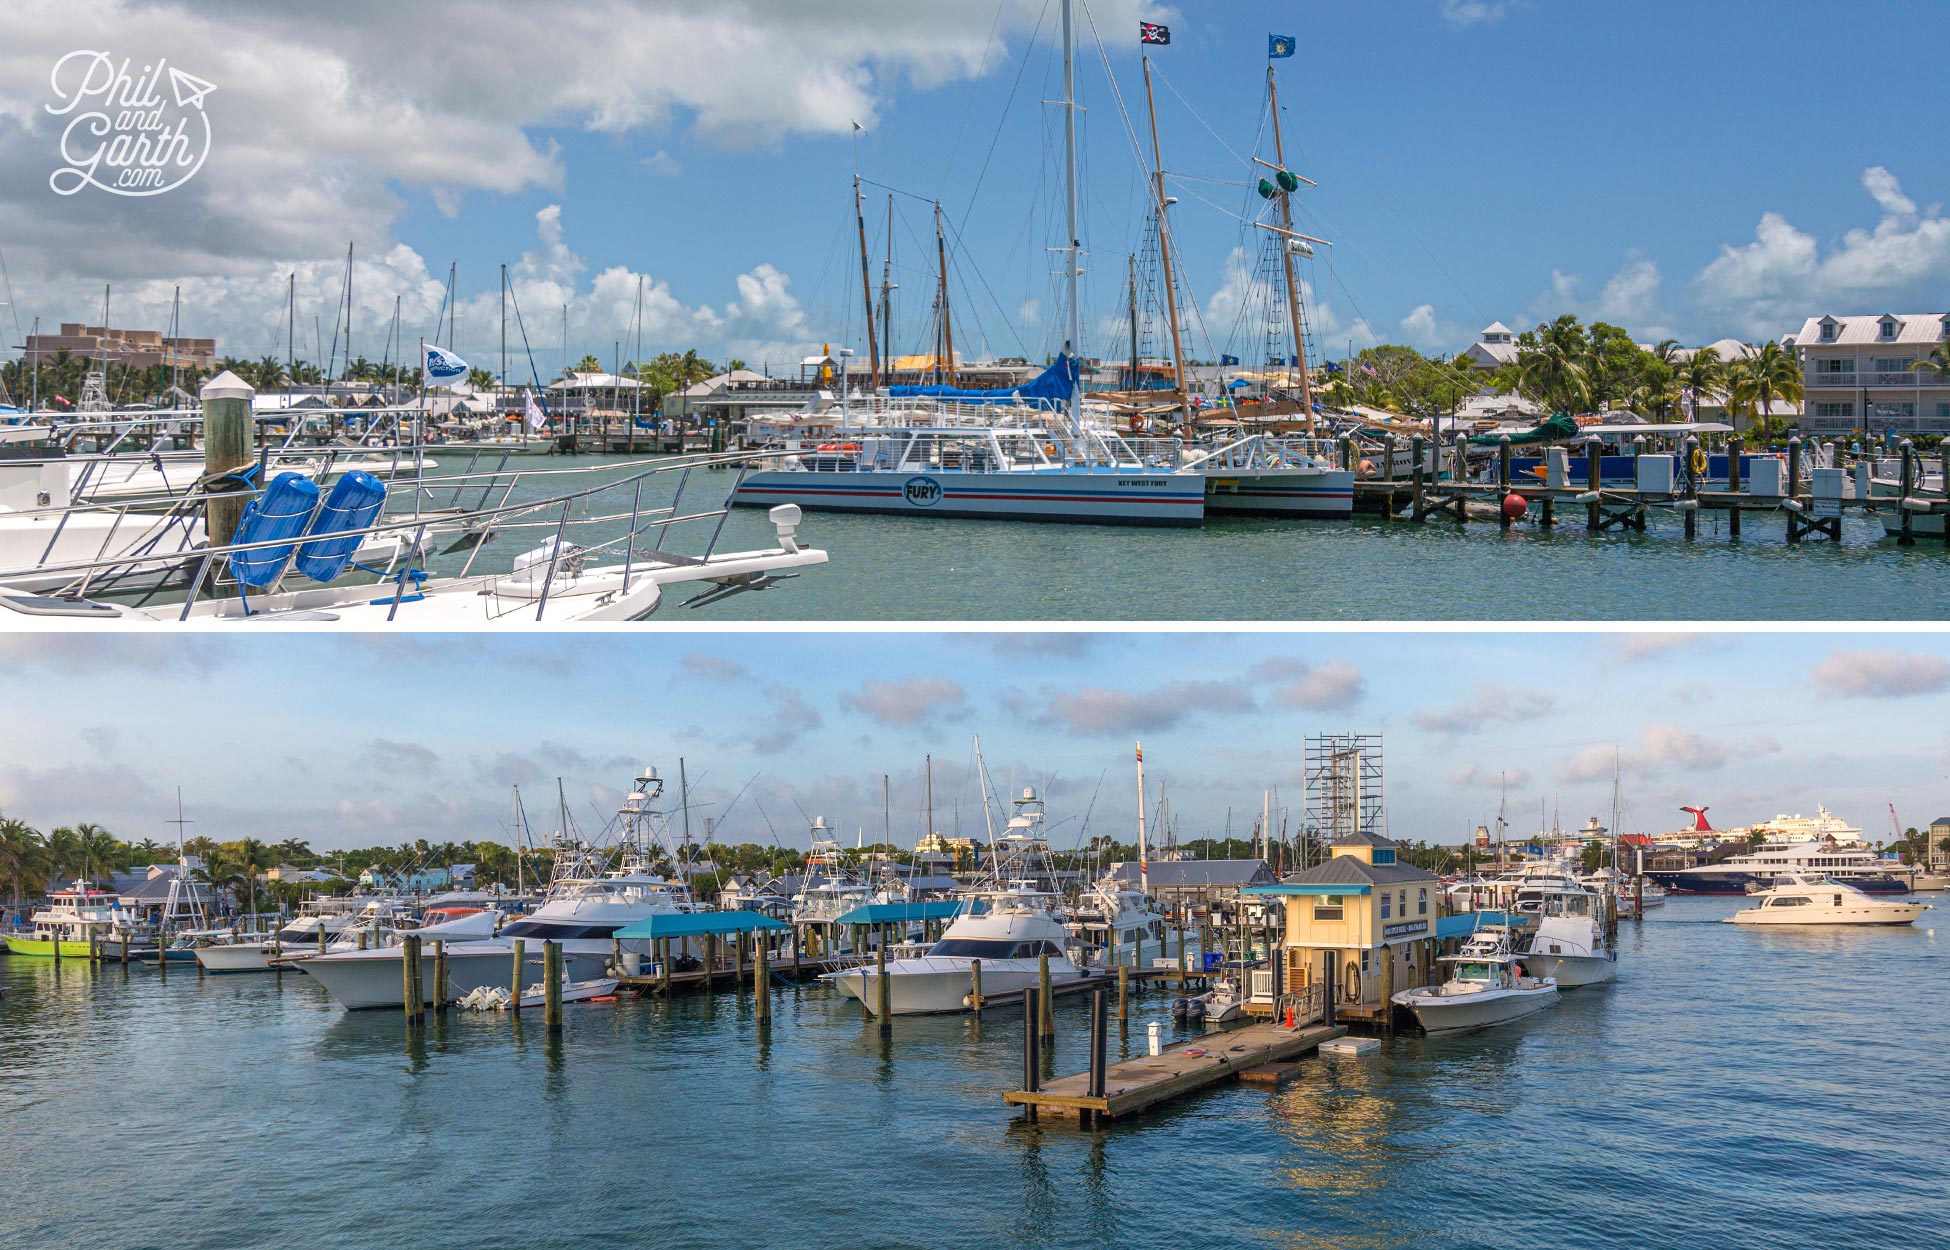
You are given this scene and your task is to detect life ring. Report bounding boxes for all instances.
[1344,960,1360,1001]
[1690,447,1707,477]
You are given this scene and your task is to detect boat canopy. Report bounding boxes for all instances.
[1577,421,1735,437]
[1466,413,1581,446]
[1435,910,1517,940]
[886,354,1079,405]
[831,899,987,926]
[612,912,790,939]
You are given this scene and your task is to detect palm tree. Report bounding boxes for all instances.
[237,838,272,916]
[42,826,84,882]
[1910,340,1950,382]
[1651,339,1684,368]
[0,817,45,908]
[1722,357,1761,432]
[1744,340,1803,440]
[195,846,246,919]
[74,823,122,881]
[1675,347,1725,423]
[1630,361,1684,424]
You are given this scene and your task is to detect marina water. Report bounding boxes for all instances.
[2,898,1939,1250]
[478,455,1938,621]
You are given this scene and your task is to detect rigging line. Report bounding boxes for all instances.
[857,176,940,207]
[936,0,1013,195]
[950,0,1053,241]
[1076,0,1154,187]
[0,249,23,348]
[1150,61,1252,172]
[944,219,1028,359]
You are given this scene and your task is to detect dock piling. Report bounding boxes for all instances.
[433,939,448,1014]
[970,958,983,1016]
[1728,436,1744,537]
[754,935,770,1026]
[1038,953,1054,1041]
[1087,988,1108,1102]
[875,928,891,1036]
[1117,962,1129,1021]
[1021,987,1041,1117]
[510,937,526,1013]
[544,940,563,1035]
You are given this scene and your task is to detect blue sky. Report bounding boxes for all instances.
[2,631,1945,854]
[3,1,1948,375]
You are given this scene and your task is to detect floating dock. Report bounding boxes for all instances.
[1004,1019,1344,1120]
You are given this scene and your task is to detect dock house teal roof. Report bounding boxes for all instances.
[831,899,984,927]
[613,912,790,939]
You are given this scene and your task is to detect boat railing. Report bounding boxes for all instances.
[6,449,790,620]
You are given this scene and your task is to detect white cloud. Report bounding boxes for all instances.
[1557,723,1773,783]
[1006,679,1257,736]
[1438,0,1513,27]
[640,149,683,177]
[1811,649,1950,699]
[1529,257,1673,339]
[1692,166,1950,339]
[1249,657,1367,710]
[1202,245,1375,355]
[1449,763,1532,788]
[840,676,967,727]
[1413,681,1556,738]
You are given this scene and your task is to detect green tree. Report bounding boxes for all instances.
[1675,347,1725,422]
[0,817,46,908]
[1910,340,1950,382]
[1743,340,1803,439]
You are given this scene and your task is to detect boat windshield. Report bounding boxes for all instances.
[500,919,626,940]
[928,937,1063,959]
[1453,962,1498,981]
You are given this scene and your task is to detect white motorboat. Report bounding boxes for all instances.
[293,908,505,1007]
[1724,874,1932,926]
[1391,930,1559,1034]
[1061,873,1177,969]
[1506,872,1618,988]
[826,789,1087,1016]
[194,896,394,972]
[1909,872,1950,891]
[790,819,889,957]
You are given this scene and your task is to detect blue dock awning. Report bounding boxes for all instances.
[830,899,985,927]
[1435,910,1514,939]
[613,912,791,939]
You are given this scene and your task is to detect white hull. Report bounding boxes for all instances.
[732,468,1205,527]
[1727,903,1927,926]
[300,941,612,1010]
[1203,467,1355,518]
[1908,873,1950,891]
[1393,984,1559,1033]
[1528,952,1617,987]
[193,942,278,973]
[827,955,1087,1016]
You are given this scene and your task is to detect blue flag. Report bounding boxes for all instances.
[1269,34,1295,58]
[1220,353,1240,366]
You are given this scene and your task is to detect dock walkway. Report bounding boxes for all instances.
[1004,1019,1344,1120]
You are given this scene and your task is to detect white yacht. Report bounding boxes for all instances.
[1647,839,1911,895]
[1724,875,1932,927]
[1391,929,1559,1034]
[194,897,390,972]
[826,789,1087,1015]
[1506,872,1618,987]
[289,907,504,1007]
[301,764,696,1010]
[1061,874,1175,969]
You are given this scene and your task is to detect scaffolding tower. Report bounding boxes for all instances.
[1303,734,1384,864]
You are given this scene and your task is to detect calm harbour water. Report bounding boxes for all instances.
[456,455,1938,621]
[2,897,1941,1250]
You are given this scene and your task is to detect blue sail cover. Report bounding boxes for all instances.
[887,353,1079,406]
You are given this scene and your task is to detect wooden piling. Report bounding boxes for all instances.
[970,958,984,1017]
[433,939,448,1014]
[704,933,717,996]
[1410,435,1427,515]
[1585,440,1602,530]
[1087,987,1109,1111]
[754,933,771,1025]
[876,928,891,1035]
[401,933,415,1021]
[199,371,255,548]
[1785,437,1803,543]
[1117,962,1129,1021]
[1378,944,1394,1037]
[1727,436,1744,537]
[1682,436,1700,539]
[1038,952,1054,1040]
[659,937,671,995]
[544,940,563,1035]
[1497,436,1513,529]
[1898,440,1916,547]
[510,937,526,1012]
[1021,987,1041,1117]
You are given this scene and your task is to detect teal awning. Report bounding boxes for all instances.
[830,900,985,927]
[1241,883,1373,897]
[614,912,790,939]
[1435,910,1513,939]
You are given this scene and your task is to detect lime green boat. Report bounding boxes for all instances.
[2,881,133,958]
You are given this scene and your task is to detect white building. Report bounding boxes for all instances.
[1793,313,1950,438]
[1461,322,1521,373]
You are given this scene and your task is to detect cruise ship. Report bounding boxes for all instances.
[1646,839,1911,895]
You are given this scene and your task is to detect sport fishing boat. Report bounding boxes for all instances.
[790,818,891,958]
[1061,873,1177,968]
[825,787,1086,1015]
[193,899,372,972]
[1390,929,1559,1034]
[1724,874,1932,927]
[1647,839,1912,895]
[291,907,505,1008]
[1506,872,1617,987]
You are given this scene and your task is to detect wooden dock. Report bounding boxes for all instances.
[1004,1019,1344,1120]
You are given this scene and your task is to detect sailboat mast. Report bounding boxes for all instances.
[853,174,880,390]
[512,784,524,896]
[1126,254,1140,391]
[1140,56,1192,430]
[1265,66,1316,420]
[1134,742,1150,893]
[933,202,956,386]
[679,758,693,872]
[286,272,295,376]
[880,195,896,379]
[499,263,508,398]
[1060,0,1082,439]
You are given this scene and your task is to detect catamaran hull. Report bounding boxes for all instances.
[299,942,611,1010]
[1203,469,1355,518]
[731,470,1205,527]
[828,958,1089,1016]
[1393,985,1559,1034]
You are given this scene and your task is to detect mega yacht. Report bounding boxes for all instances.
[1724,875,1932,927]
[1647,840,1912,895]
